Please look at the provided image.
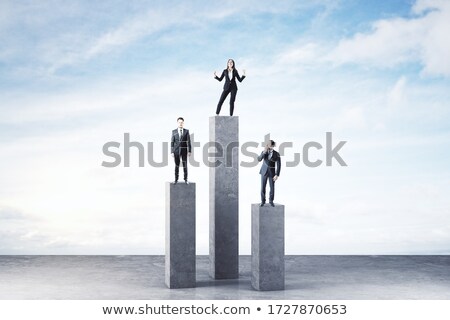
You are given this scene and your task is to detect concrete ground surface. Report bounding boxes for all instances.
[0,255,449,299]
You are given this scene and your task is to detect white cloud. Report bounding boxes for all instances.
[1,0,340,76]
[277,43,322,65]
[0,206,26,220]
[47,6,188,72]
[1,70,212,124]
[333,107,368,130]
[328,0,450,76]
[330,18,423,67]
[387,76,407,108]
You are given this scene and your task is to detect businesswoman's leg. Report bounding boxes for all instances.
[216,89,230,115]
[229,89,237,116]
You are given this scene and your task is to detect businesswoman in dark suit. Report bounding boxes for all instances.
[214,59,246,116]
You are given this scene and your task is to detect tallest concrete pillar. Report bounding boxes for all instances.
[209,116,239,279]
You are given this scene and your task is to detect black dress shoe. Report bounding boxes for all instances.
[184,180,189,184]
[269,202,275,207]
[173,180,178,184]
[260,203,265,207]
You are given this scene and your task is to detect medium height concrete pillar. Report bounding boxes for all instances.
[251,203,285,291]
[209,116,239,279]
[165,182,196,288]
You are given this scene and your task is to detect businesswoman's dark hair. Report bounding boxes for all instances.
[227,59,235,70]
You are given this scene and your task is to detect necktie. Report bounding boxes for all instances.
[179,129,183,138]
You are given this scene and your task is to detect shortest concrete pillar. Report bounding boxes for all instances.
[165,182,196,289]
[251,203,285,291]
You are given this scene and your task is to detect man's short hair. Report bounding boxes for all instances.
[177,117,184,122]
[270,140,276,147]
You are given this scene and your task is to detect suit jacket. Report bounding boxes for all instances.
[171,128,192,155]
[215,69,245,91]
[258,150,281,177]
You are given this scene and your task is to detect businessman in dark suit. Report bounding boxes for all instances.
[214,59,246,116]
[258,140,281,207]
[171,117,192,184]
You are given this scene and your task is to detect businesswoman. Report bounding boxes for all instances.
[214,59,246,116]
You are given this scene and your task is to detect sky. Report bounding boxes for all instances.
[0,0,449,254]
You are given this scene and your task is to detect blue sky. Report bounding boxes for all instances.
[1,0,449,254]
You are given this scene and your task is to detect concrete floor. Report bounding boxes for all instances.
[0,255,449,299]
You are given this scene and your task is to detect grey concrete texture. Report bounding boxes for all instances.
[1,255,450,299]
[252,203,285,291]
[165,182,196,288]
[209,116,239,279]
